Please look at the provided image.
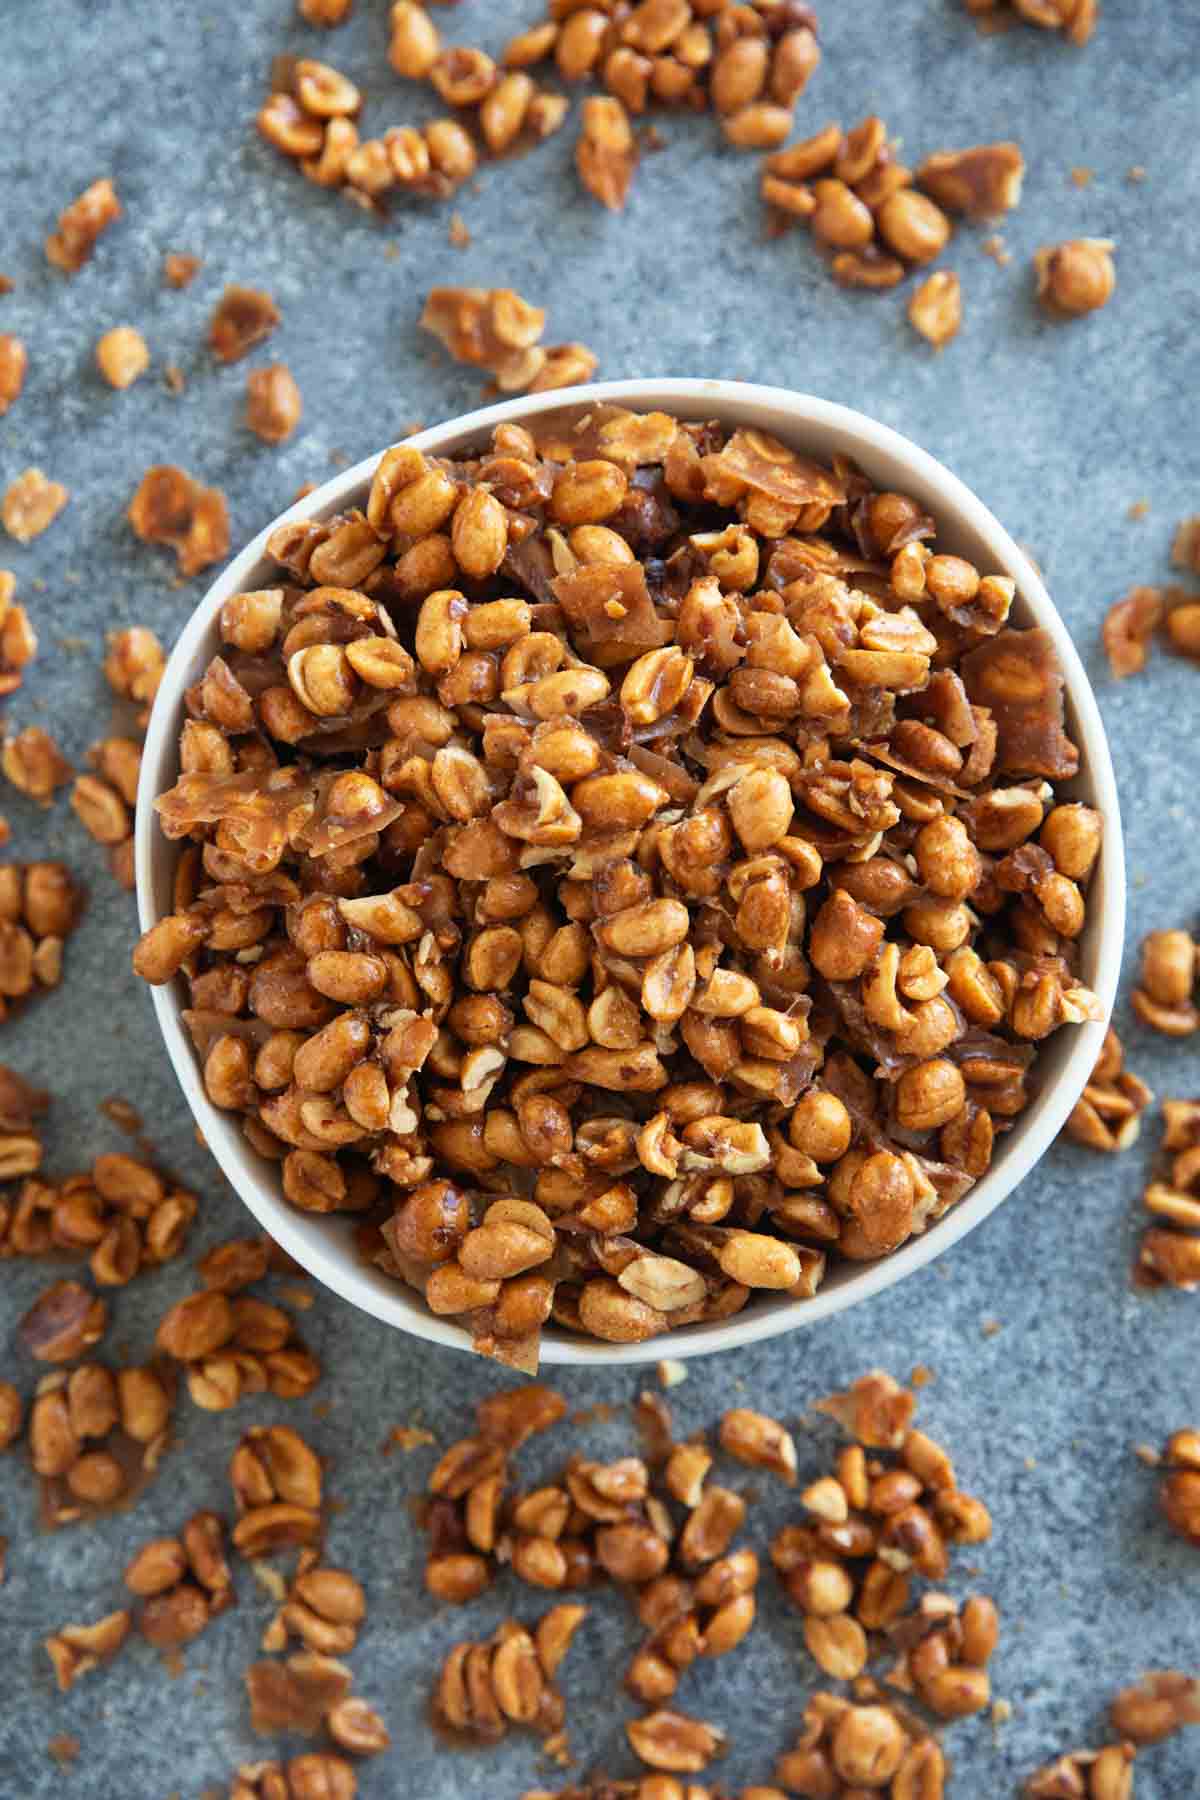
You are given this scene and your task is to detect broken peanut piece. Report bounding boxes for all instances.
[96,327,150,390]
[246,365,303,443]
[0,335,27,415]
[44,1609,131,1691]
[45,178,121,273]
[2,470,69,544]
[1103,586,1162,678]
[908,271,962,347]
[209,286,281,363]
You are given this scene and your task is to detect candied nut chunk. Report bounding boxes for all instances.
[128,466,230,577]
[908,270,962,347]
[419,286,595,396]
[916,143,1025,219]
[2,470,69,543]
[247,364,303,443]
[209,286,281,363]
[45,177,121,272]
[135,403,1103,1364]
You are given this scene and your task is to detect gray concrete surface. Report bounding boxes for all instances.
[1,1,1198,1794]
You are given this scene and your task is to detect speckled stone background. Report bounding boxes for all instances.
[1,2,1198,1795]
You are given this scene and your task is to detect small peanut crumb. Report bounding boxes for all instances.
[2,471,69,544]
[981,1317,1003,1338]
[658,1358,688,1389]
[163,253,202,290]
[1070,166,1093,188]
[96,327,150,390]
[387,1423,436,1453]
[448,212,471,249]
[910,1363,934,1389]
[982,233,1011,268]
[164,365,186,396]
[1133,1443,1161,1468]
[1128,499,1150,520]
[1128,165,1147,182]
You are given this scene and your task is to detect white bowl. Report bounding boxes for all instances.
[136,379,1124,1366]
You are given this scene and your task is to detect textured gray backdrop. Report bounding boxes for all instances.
[1,1,1198,1795]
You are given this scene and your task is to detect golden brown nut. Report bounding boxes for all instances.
[1035,239,1116,317]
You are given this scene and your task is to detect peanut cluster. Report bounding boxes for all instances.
[258,47,566,212]
[134,403,1105,1366]
[258,2,824,223]
[772,1372,997,1713]
[229,1754,360,1800]
[962,0,1097,45]
[433,1603,587,1744]
[26,1358,175,1525]
[1026,1672,1200,1799]
[4,1149,197,1283]
[124,1509,234,1650]
[1138,1098,1200,1291]
[421,285,598,398]
[1103,582,1200,680]
[762,125,1023,298]
[775,1689,947,1797]
[150,1235,320,1412]
[1156,1430,1200,1549]
[1063,1028,1151,1154]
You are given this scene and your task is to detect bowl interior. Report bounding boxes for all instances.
[136,380,1124,1365]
